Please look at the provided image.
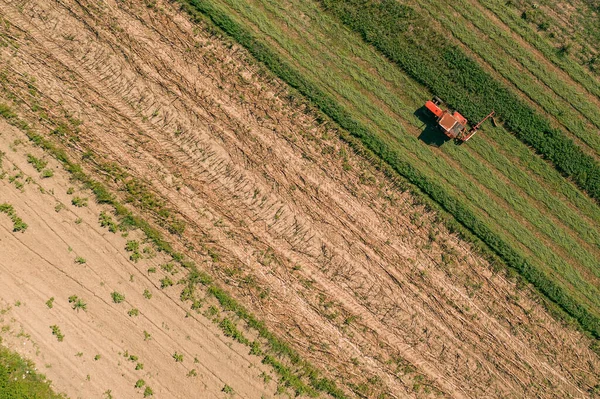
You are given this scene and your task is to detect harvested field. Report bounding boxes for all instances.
[0,0,598,398]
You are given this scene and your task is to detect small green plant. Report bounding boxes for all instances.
[127,308,139,317]
[54,203,65,213]
[143,386,153,397]
[160,277,173,289]
[27,154,47,172]
[50,325,64,342]
[222,385,234,394]
[45,297,54,309]
[41,169,54,178]
[71,196,88,207]
[143,330,152,341]
[74,217,83,224]
[75,256,86,264]
[135,363,144,370]
[111,291,125,304]
[94,354,102,361]
[68,295,87,312]
[147,266,156,274]
[135,379,146,388]
[66,187,74,195]
[187,369,197,377]
[75,352,83,357]
[143,289,152,299]
[129,354,138,362]
[172,352,183,362]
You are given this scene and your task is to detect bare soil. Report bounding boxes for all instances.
[0,0,598,398]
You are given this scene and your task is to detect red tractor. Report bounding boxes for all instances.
[424,97,495,143]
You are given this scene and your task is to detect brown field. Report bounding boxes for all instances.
[0,119,279,398]
[0,0,598,398]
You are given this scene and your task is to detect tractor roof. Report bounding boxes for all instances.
[439,113,465,138]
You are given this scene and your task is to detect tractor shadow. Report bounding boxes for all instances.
[414,106,452,147]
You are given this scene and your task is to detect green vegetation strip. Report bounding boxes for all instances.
[173,1,600,339]
[0,339,65,399]
[0,103,347,398]
[320,0,600,202]
[0,203,27,232]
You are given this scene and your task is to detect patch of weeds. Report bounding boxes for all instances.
[135,363,144,370]
[111,291,125,304]
[143,330,152,341]
[66,187,74,195]
[45,297,54,309]
[71,196,88,207]
[0,203,28,232]
[94,354,102,361]
[50,325,64,342]
[260,371,271,384]
[160,277,174,289]
[204,305,219,318]
[222,385,234,394]
[74,256,86,264]
[26,154,47,172]
[41,169,53,178]
[143,289,152,299]
[147,266,156,274]
[125,240,140,252]
[74,217,83,224]
[54,203,65,213]
[187,369,197,377]
[127,308,139,317]
[75,352,83,357]
[191,299,203,311]
[143,386,153,397]
[160,263,175,274]
[142,246,155,258]
[249,340,262,356]
[219,318,249,345]
[99,211,118,232]
[134,379,145,389]
[125,240,142,262]
[172,352,183,362]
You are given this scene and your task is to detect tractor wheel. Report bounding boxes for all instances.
[433,96,442,105]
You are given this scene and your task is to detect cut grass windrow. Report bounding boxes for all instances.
[173,0,600,340]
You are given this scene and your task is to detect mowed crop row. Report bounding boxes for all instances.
[176,0,600,339]
[477,0,600,87]
[413,0,600,157]
[320,0,600,202]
